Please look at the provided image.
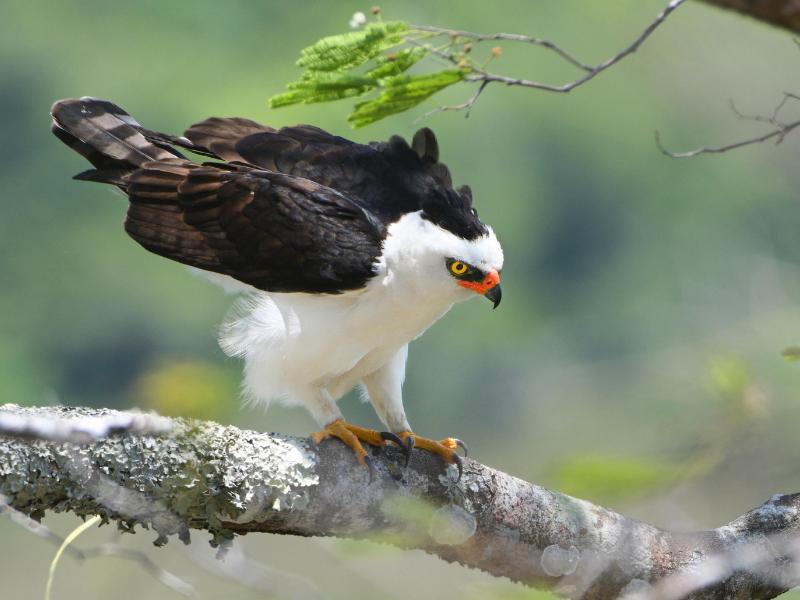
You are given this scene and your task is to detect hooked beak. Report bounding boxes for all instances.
[457,269,502,309]
[485,283,502,309]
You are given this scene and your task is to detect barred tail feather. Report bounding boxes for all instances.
[50,97,182,183]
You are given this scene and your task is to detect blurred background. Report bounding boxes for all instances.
[2,0,800,598]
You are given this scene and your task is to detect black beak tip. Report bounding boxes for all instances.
[485,284,502,309]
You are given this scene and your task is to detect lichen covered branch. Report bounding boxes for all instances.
[1,405,798,599]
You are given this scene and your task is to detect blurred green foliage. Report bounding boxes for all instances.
[552,454,681,505]
[134,359,239,421]
[3,0,800,597]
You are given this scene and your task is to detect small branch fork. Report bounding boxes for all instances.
[2,405,800,599]
[656,92,800,158]
[408,0,688,118]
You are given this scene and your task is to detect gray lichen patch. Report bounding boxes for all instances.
[0,406,319,546]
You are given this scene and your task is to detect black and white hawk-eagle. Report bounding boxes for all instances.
[51,97,503,478]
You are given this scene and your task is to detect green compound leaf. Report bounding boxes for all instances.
[348,69,465,128]
[269,90,310,108]
[364,47,427,81]
[297,21,409,73]
[291,72,376,91]
[270,21,475,126]
[269,72,379,107]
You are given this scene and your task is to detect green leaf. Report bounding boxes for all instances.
[270,73,377,107]
[290,72,375,91]
[297,21,409,73]
[348,69,465,127]
[364,47,427,81]
[268,90,310,108]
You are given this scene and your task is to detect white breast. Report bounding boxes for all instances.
[219,269,459,409]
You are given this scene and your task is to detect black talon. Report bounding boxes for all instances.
[364,454,376,484]
[403,435,415,467]
[453,438,469,457]
[380,431,404,447]
[452,453,463,482]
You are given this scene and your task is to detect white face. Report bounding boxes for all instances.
[379,211,504,303]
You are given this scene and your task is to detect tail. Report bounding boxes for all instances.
[50,97,183,185]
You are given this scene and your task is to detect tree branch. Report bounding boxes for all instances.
[1,404,798,599]
[700,0,800,35]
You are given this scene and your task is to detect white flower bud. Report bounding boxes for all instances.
[349,11,367,29]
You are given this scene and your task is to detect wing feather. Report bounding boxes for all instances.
[124,161,383,293]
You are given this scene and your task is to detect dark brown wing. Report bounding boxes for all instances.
[182,119,475,230]
[124,160,384,293]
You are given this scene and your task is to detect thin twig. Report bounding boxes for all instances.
[656,92,800,158]
[409,0,687,119]
[409,24,592,71]
[188,542,324,600]
[416,79,489,122]
[472,0,687,92]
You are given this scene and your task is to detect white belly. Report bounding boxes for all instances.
[219,275,461,408]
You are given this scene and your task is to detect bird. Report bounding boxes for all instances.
[50,97,503,480]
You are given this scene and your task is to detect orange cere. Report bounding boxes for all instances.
[457,269,500,295]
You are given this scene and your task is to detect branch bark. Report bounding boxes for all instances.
[1,404,798,599]
[700,0,800,35]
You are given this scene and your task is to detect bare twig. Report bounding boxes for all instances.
[656,92,800,158]
[471,0,687,93]
[409,24,593,72]
[1,405,799,599]
[410,0,687,118]
[416,79,489,121]
[188,542,323,600]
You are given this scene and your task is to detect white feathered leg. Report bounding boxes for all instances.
[361,345,411,433]
[299,386,343,427]
[362,344,466,479]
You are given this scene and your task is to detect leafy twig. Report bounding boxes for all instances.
[268,0,688,127]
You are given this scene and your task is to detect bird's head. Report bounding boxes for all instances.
[417,179,503,309]
[377,126,503,307]
[381,211,504,308]
[445,256,502,309]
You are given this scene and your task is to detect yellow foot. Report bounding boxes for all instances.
[310,419,403,482]
[396,431,468,480]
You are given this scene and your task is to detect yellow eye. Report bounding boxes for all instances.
[450,260,468,276]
